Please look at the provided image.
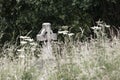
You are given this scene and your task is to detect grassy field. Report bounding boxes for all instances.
[0,22,120,80]
[0,35,120,80]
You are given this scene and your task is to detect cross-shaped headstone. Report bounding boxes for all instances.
[36,23,57,42]
[36,23,57,59]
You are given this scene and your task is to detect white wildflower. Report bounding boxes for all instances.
[91,26,101,30]
[17,48,24,52]
[58,31,63,34]
[68,33,74,37]
[20,36,25,39]
[105,24,110,28]
[25,38,34,42]
[30,42,37,46]
[20,41,27,45]
[63,32,68,35]
[20,36,30,39]
[58,30,68,34]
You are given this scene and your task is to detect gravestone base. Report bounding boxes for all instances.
[41,44,55,60]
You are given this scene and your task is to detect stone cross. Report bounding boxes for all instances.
[36,23,57,42]
[36,23,57,59]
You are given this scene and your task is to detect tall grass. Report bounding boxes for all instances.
[0,23,120,80]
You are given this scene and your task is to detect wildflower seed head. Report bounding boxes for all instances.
[20,36,30,39]
[68,33,74,37]
[24,38,34,42]
[91,26,101,30]
[30,42,37,46]
[17,48,24,52]
[58,30,69,34]
[20,41,27,45]
[105,24,110,28]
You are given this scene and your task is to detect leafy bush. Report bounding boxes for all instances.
[1,0,120,43]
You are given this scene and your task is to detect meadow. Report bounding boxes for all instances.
[0,23,120,80]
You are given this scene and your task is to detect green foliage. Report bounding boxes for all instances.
[0,0,120,44]
[1,33,120,80]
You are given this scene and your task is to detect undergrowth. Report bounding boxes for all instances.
[0,21,120,80]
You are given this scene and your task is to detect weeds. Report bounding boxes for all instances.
[0,21,120,80]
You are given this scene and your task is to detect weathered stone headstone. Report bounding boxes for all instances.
[37,23,57,42]
[36,23,57,59]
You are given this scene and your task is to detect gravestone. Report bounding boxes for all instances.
[37,23,57,42]
[36,23,57,80]
[36,23,57,59]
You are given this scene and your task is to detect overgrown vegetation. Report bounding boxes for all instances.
[0,0,120,80]
[0,0,120,43]
[0,23,120,80]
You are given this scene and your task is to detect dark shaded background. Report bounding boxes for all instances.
[0,0,120,44]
